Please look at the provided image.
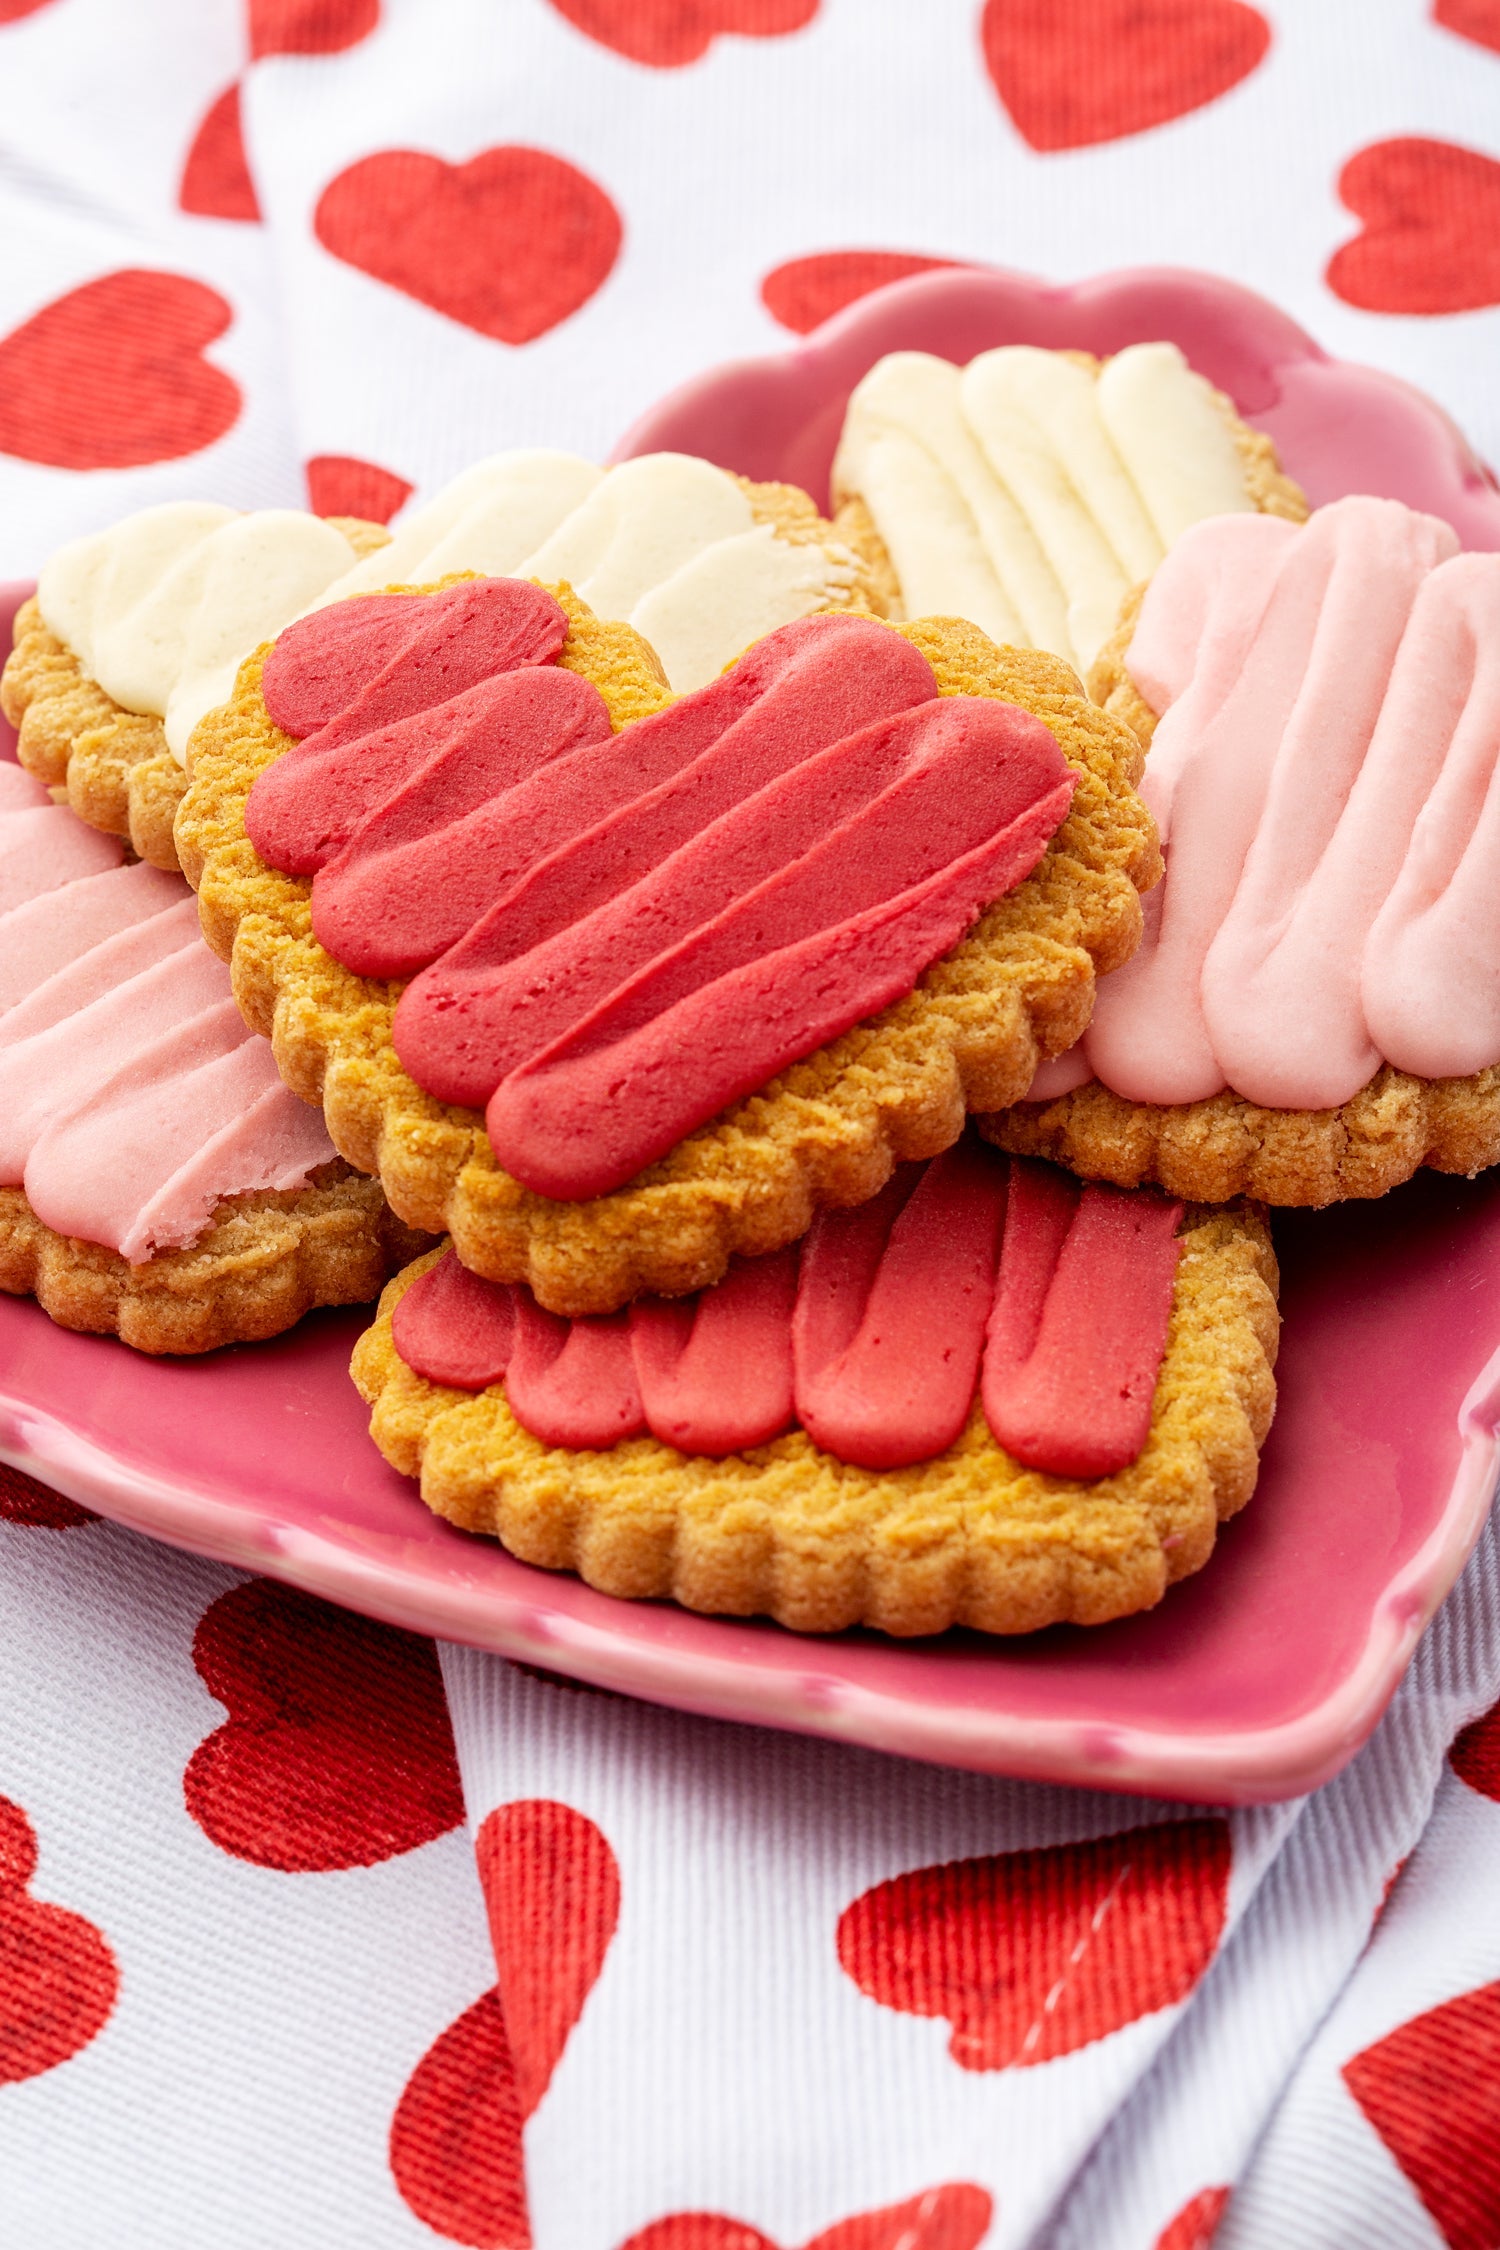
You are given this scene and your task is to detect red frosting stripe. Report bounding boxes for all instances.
[390,1150,1184,1480]
[288,667,613,889]
[322,613,936,985]
[984,1176,1184,1479]
[249,579,571,871]
[391,1248,517,1390]
[793,1142,1009,1470]
[630,1249,798,1456]
[505,1302,646,1452]
[484,755,1074,1200]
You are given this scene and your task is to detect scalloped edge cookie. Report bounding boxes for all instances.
[830,354,1309,618]
[351,1203,1279,1638]
[0,519,390,874]
[0,1161,432,1356]
[176,583,1160,1316]
[980,586,1500,1208]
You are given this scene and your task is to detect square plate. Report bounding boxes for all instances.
[6,264,1500,1802]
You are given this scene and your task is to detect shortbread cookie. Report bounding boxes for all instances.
[831,341,1307,677]
[353,1144,1279,1637]
[983,495,1500,1206]
[0,762,425,1349]
[2,514,390,871]
[177,578,1159,1314]
[300,449,874,690]
[1,1165,427,1355]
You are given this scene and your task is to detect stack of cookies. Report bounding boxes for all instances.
[18,337,1484,1642]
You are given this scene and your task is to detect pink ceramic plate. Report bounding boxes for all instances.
[4,266,1499,1803]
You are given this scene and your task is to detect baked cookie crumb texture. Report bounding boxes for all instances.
[0,1164,430,1356]
[353,1192,1278,1638]
[177,585,1159,1314]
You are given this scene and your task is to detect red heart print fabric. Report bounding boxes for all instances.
[0,1796,117,2083]
[304,452,413,521]
[1153,2187,1231,2249]
[314,147,623,343]
[618,2184,994,2250]
[1434,0,1500,52]
[390,1801,620,2246]
[1451,1696,1500,1799]
[838,1819,1232,2067]
[546,0,817,68]
[0,1463,96,1527]
[0,271,241,469]
[249,0,378,57]
[760,252,960,333]
[183,1578,464,1870]
[981,0,1271,151]
[179,85,262,223]
[1327,138,1500,314]
[1342,1980,1500,2249]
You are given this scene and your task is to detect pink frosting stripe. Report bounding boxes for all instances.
[391,1148,1184,1480]
[0,799,336,1262]
[0,804,122,914]
[1070,496,1500,1110]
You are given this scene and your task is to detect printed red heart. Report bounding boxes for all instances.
[477,1800,620,2119]
[184,1578,464,1870]
[761,252,960,335]
[389,1989,530,2250]
[838,1817,1231,2068]
[180,83,261,223]
[0,270,241,470]
[1154,2187,1230,2250]
[315,147,622,344]
[0,1797,117,2083]
[619,2184,994,2250]
[389,1801,618,2245]
[981,0,1270,152]
[306,453,413,523]
[249,0,379,57]
[1451,1696,1500,1800]
[1435,0,1500,52]
[546,0,817,67]
[0,1463,95,1528]
[0,0,57,20]
[1343,1980,1500,2250]
[1327,138,1500,315]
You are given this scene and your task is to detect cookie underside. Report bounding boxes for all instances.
[352,1205,1278,1637]
[982,596,1500,1207]
[0,519,390,874]
[176,584,1159,1315]
[0,1162,431,1355]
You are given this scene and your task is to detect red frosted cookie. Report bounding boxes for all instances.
[177,576,1158,1315]
[353,1141,1278,1636]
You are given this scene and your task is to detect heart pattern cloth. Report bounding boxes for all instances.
[4,2,1500,2245]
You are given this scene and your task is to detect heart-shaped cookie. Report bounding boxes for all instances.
[547,0,816,67]
[315,146,621,343]
[761,251,957,334]
[184,1578,464,1870]
[0,1797,117,2084]
[982,0,1270,151]
[1327,137,1500,314]
[838,1819,1232,2068]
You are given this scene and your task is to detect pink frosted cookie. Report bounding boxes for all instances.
[0,765,424,1353]
[353,1138,1278,1637]
[987,495,1500,1206]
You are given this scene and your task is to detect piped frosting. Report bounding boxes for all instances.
[833,341,1257,673]
[391,1145,1184,1480]
[1041,495,1500,1113]
[0,765,334,1260]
